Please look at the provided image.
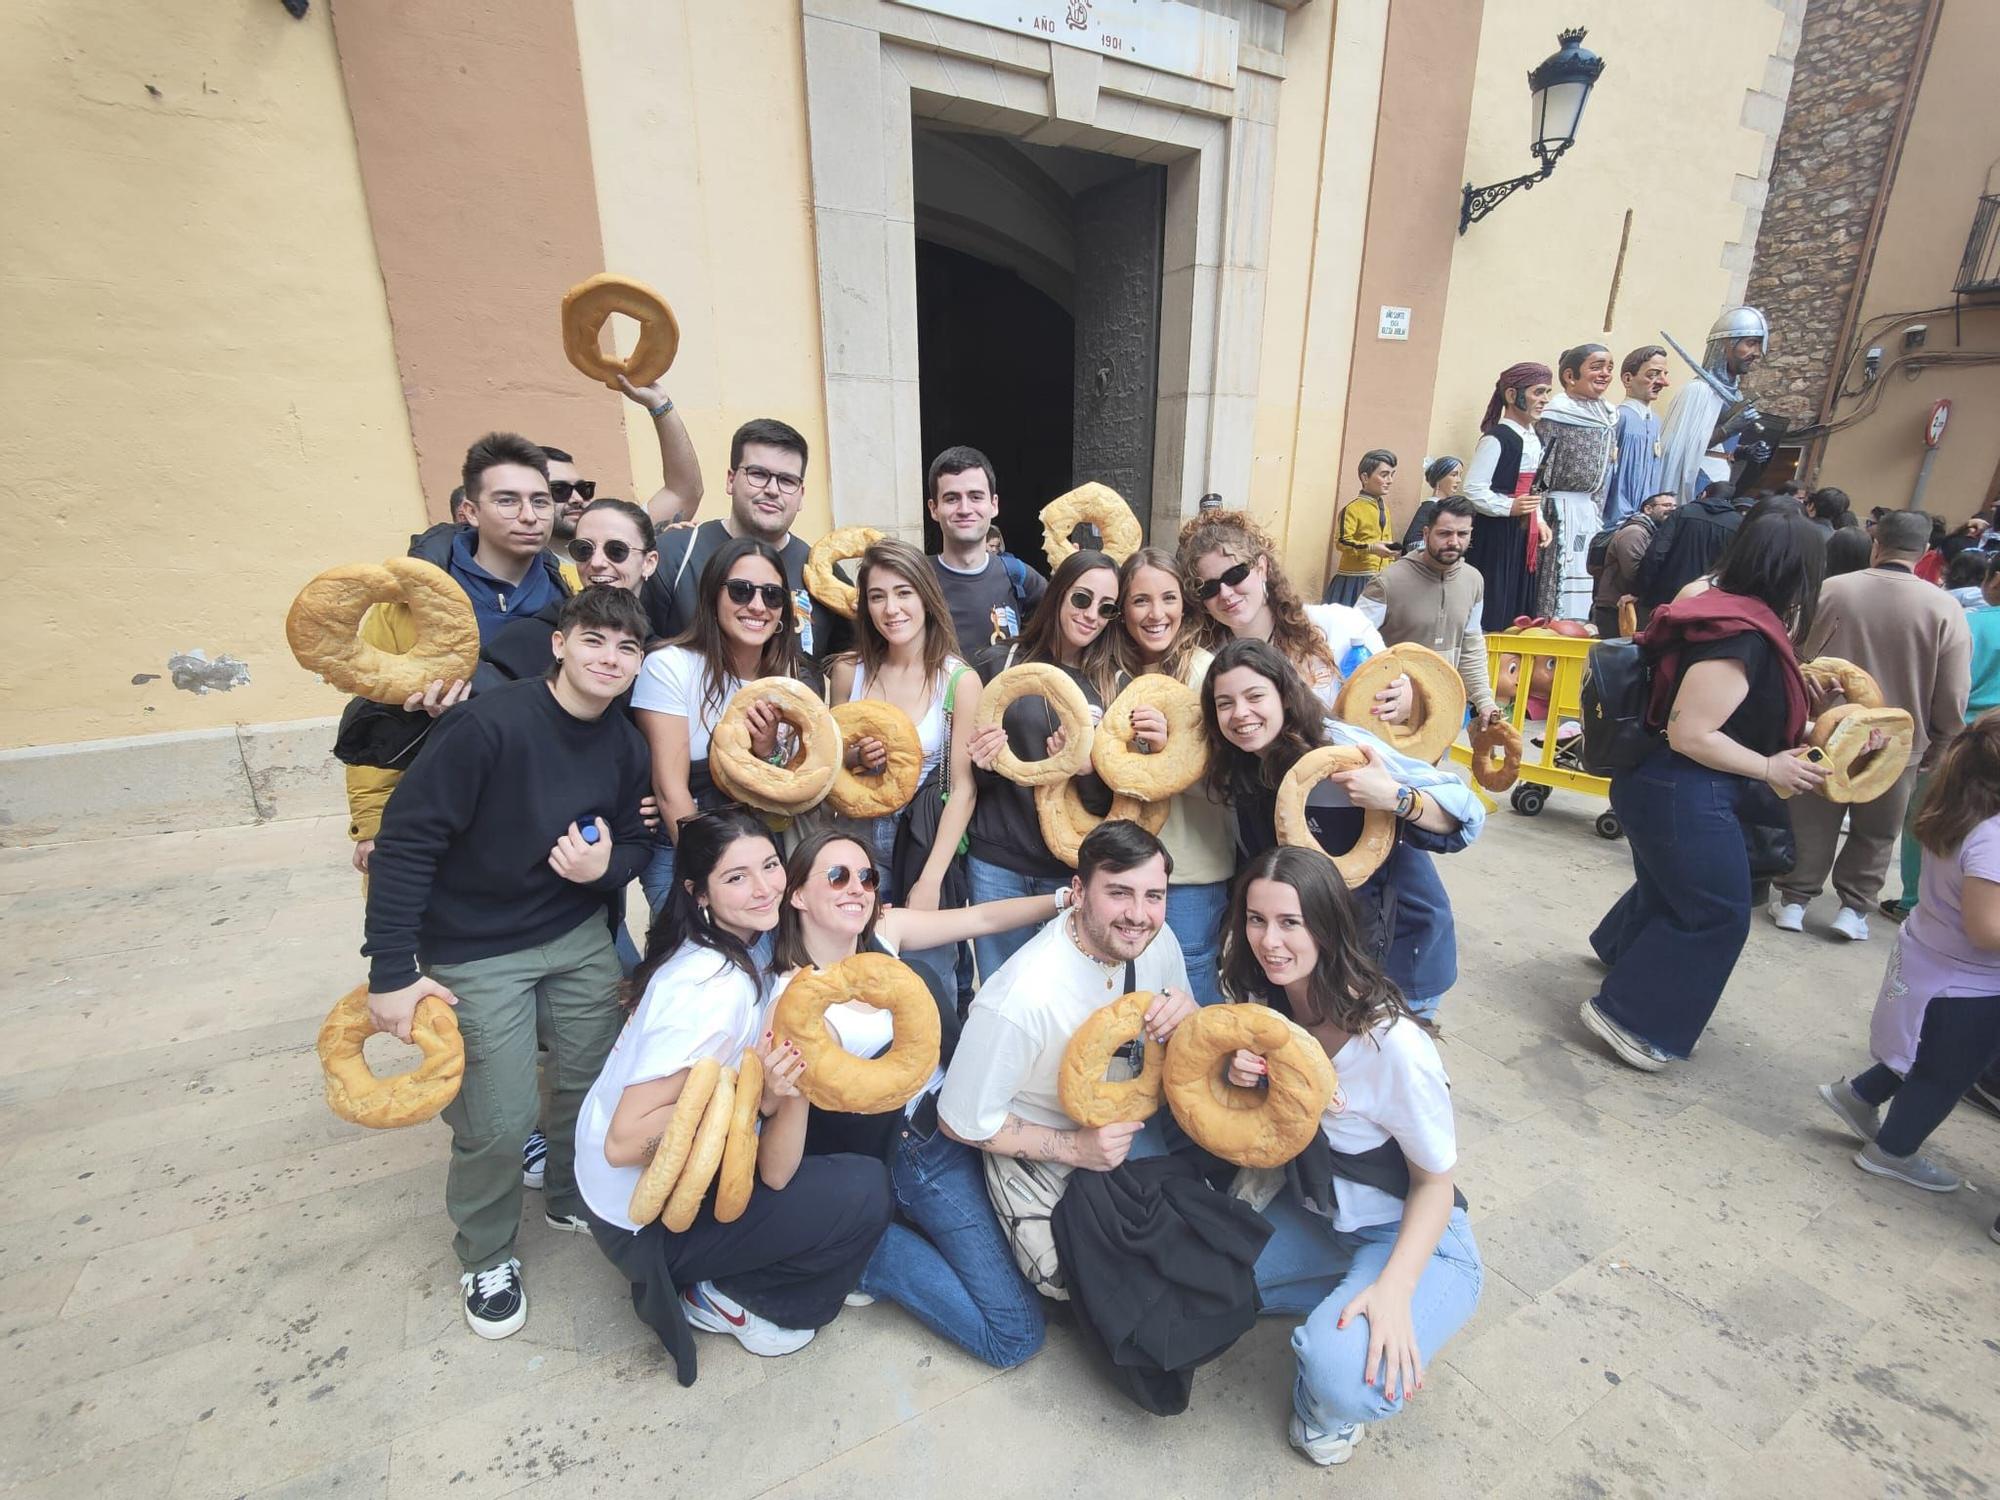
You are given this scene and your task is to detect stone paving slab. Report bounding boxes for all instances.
[3,801,1997,1497]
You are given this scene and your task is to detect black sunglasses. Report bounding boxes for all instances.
[822,863,879,891]
[567,537,633,565]
[550,479,597,503]
[724,579,789,610]
[1195,561,1254,601]
[1068,589,1120,620]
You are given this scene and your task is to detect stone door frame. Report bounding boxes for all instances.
[800,0,1293,544]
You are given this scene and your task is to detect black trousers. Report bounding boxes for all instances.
[589,1152,891,1384]
[1852,992,2000,1157]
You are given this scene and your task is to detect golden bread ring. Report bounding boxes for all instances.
[1163,1004,1337,1168]
[663,1065,738,1233]
[316,985,464,1129]
[560,272,679,390]
[829,701,924,818]
[713,1050,763,1225]
[1275,745,1397,888]
[1093,674,1209,800]
[629,1057,719,1225]
[1469,718,1523,792]
[1041,482,1143,566]
[1058,991,1165,1127]
[1334,644,1466,766]
[805,527,884,618]
[772,954,942,1114]
[1802,656,1885,709]
[1810,704,1914,803]
[972,663,1095,786]
[1034,779,1168,867]
[287,558,480,706]
[709,678,843,815]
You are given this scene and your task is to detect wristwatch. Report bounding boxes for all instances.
[1394,785,1417,821]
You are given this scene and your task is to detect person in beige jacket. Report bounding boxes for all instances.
[1772,510,1971,941]
[1357,497,1501,725]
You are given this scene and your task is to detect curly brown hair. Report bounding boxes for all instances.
[1175,510,1337,689]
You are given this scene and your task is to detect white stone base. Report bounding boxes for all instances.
[0,718,344,847]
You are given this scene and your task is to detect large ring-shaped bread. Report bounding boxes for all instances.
[1334,644,1466,766]
[316,985,464,1129]
[629,1057,719,1225]
[1041,482,1143,566]
[972,663,1095,785]
[805,527,884,618]
[1058,991,1165,1126]
[1163,1004,1337,1169]
[829,701,924,818]
[1469,718,1523,792]
[1275,745,1397,888]
[287,558,480,705]
[709,678,843,815]
[560,273,680,390]
[663,1065,738,1233]
[1811,704,1914,803]
[1093,674,1208,800]
[713,1050,763,1225]
[772,954,941,1114]
[1802,656,1885,709]
[1033,779,1169,867]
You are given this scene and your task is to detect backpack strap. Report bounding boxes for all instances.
[1002,553,1030,602]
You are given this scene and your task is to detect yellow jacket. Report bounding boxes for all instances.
[1335,496,1392,577]
[345,601,416,844]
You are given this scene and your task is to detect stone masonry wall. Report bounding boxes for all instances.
[1744,0,1932,420]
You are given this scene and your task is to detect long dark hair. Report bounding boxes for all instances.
[1219,846,1428,1035]
[1200,637,1329,800]
[625,809,776,1012]
[1014,548,1122,703]
[1711,508,1826,646]
[1915,713,2000,860]
[769,827,883,973]
[670,536,805,722]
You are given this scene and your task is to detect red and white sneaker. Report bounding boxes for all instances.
[680,1281,816,1356]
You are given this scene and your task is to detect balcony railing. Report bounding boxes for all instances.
[1957,193,2000,295]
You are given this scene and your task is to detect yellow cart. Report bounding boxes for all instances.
[1448,628,1624,841]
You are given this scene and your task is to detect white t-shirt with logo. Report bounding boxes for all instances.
[575,944,765,1233]
[938,912,1189,1137]
[630,644,742,761]
[1319,1016,1457,1231]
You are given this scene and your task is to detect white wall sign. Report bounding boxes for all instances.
[890,0,1239,88]
[1378,306,1411,341]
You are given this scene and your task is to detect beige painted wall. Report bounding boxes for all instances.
[1426,4,1787,466]
[571,0,834,542]
[0,1,422,749]
[1817,0,2000,522]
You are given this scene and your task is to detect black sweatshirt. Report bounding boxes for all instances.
[363,678,652,991]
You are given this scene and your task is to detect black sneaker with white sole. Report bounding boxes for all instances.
[522,1130,548,1191]
[461,1257,527,1339]
[544,1210,591,1234]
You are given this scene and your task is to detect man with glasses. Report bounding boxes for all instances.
[639,417,839,658]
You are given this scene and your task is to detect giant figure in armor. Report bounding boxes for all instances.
[1657,306,1768,504]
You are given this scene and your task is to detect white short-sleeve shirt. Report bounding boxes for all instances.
[938,912,1189,1138]
[630,644,741,762]
[575,944,765,1233]
[1302,604,1388,706]
[1320,1016,1458,1231]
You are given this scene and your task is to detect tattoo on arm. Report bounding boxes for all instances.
[640,1133,662,1163]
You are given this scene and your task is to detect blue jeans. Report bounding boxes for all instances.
[1591,751,1753,1058]
[1167,881,1228,1007]
[857,1114,1046,1368]
[1255,1199,1482,1431]
[966,858,1069,983]
[639,840,677,916]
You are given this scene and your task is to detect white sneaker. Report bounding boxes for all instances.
[681,1281,816,1356]
[1289,1412,1367,1466]
[1769,899,1805,933]
[1831,907,1870,942]
[843,1291,876,1307]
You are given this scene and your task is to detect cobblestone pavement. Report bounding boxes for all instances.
[1,802,1995,1498]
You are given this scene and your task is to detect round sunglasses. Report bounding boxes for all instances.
[821,863,879,890]
[567,537,635,565]
[1067,589,1120,620]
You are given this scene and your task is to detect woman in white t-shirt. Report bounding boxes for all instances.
[1176,508,1412,722]
[762,828,1061,1367]
[632,537,814,912]
[1218,845,1483,1469]
[576,809,891,1369]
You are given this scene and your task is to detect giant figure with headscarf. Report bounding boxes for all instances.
[1461,361,1555,632]
[1657,307,1768,505]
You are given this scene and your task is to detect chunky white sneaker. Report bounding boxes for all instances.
[1831,907,1870,942]
[1817,1079,1881,1143]
[461,1258,527,1340]
[681,1281,816,1356]
[1854,1142,1960,1192]
[1769,899,1805,933]
[1289,1412,1366,1466]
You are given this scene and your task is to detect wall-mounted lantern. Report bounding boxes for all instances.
[1459,28,1606,235]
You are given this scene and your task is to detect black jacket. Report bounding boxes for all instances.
[1636,497,1744,610]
